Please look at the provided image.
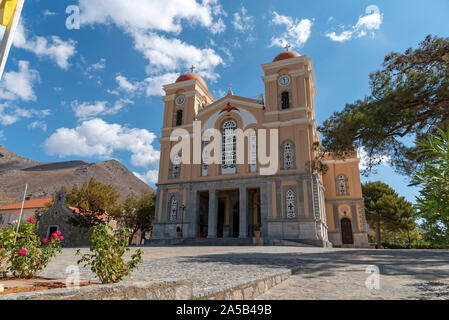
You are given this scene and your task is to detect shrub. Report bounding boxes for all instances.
[77,225,143,284]
[0,219,63,278]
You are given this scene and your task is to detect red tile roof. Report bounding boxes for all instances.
[0,198,53,211]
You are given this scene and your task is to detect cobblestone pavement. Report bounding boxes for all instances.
[257,249,449,300]
[39,247,449,299]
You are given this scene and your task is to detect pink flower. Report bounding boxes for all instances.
[51,233,57,238]
[56,231,61,236]
[19,249,27,256]
[41,238,48,243]
[59,236,64,240]
[27,218,35,223]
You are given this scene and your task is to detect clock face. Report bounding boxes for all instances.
[279,75,290,86]
[176,95,185,105]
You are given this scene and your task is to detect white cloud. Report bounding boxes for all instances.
[87,58,106,72]
[78,0,218,34]
[0,61,39,101]
[0,130,4,141]
[116,74,138,92]
[325,10,383,42]
[43,10,57,16]
[12,22,76,69]
[358,147,391,171]
[114,73,179,97]
[270,12,313,48]
[232,6,255,33]
[44,119,160,167]
[28,121,47,132]
[71,99,133,120]
[0,103,51,126]
[133,32,223,81]
[78,0,225,92]
[133,169,159,184]
[144,73,179,96]
[210,18,226,34]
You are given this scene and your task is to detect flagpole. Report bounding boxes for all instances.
[14,183,27,243]
[0,0,25,80]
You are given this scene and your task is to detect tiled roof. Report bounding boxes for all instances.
[0,198,53,211]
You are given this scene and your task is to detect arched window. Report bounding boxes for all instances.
[286,189,296,218]
[281,91,291,110]
[170,152,181,179]
[201,140,209,176]
[175,109,183,127]
[169,196,178,221]
[337,174,348,196]
[281,140,295,170]
[221,119,237,174]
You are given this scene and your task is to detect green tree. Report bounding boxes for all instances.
[411,127,449,244]
[65,177,121,228]
[113,194,155,245]
[320,35,449,176]
[363,182,417,248]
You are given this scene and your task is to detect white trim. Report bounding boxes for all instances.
[202,108,258,132]
[163,79,215,102]
[161,123,193,131]
[322,158,360,164]
[197,96,263,118]
[162,94,176,102]
[261,73,279,82]
[264,106,308,115]
[163,79,196,91]
[261,55,309,71]
[263,118,316,128]
[289,70,312,78]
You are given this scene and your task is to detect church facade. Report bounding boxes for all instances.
[152,49,370,248]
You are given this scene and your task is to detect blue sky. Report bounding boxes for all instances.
[0,0,448,202]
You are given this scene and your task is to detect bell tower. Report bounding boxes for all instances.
[161,67,215,129]
[261,45,317,116]
[158,69,215,183]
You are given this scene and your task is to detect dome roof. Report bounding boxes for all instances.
[176,73,208,90]
[273,51,300,62]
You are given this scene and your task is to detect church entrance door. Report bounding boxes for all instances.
[341,218,354,244]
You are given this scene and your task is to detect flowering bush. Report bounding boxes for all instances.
[77,225,143,284]
[0,219,63,279]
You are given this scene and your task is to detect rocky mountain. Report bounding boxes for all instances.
[0,145,154,205]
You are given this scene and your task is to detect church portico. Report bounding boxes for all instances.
[153,173,332,245]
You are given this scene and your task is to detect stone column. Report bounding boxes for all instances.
[207,188,217,238]
[239,186,248,238]
[190,189,200,238]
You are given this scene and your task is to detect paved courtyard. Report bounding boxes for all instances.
[39,246,449,299]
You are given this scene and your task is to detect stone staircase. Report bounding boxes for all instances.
[145,237,329,247]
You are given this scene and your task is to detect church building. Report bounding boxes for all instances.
[153,48,370,248]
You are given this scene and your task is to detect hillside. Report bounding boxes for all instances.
[0,145,154,205]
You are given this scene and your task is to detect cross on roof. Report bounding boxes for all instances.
[190,65,196,73]
[284,43,291,51]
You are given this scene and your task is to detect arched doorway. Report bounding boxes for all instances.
[341,218,354,245]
